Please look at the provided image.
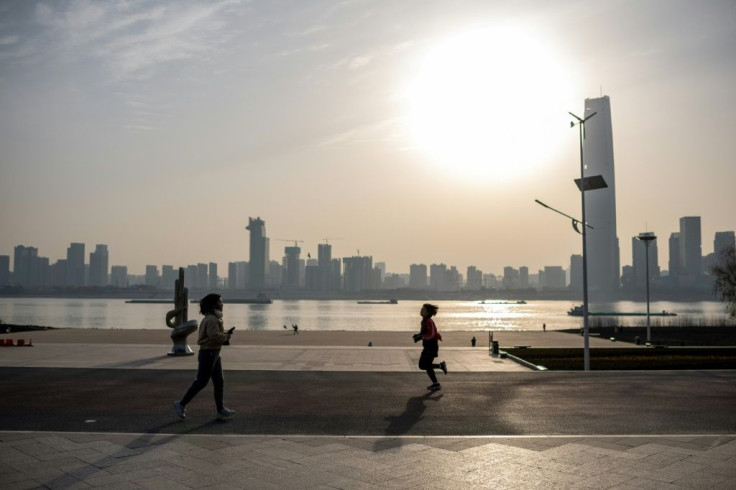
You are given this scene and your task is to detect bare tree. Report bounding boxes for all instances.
[711,245,736,317]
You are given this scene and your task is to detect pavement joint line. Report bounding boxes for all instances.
[3,431,735,439]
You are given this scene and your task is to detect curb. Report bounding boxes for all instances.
[503,351,547,371]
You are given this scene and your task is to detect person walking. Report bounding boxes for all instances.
[174,293,236,420]
[412,303,447,392]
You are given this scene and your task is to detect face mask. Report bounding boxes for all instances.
[213,309,223,318]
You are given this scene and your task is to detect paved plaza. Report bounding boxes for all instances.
[1,328,734,488]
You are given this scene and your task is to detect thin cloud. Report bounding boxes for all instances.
[32,0,244,80]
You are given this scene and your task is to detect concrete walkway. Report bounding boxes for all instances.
[1,329,734,489]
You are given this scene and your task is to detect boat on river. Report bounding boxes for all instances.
[479,300,527,305]
[125,299,173,304]
[357,299,398,304]
[567,305,677,317]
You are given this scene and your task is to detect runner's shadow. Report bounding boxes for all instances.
[383,392,443,436]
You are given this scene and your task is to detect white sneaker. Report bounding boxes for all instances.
[174,401,187,420]
[217,407,236,420]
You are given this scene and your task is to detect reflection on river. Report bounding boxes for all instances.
[0,298,733,331]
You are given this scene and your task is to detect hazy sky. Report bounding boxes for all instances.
[1,0,734,276]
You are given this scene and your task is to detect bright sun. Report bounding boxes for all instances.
[402,25,574,181]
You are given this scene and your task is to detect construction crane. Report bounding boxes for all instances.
[322,237,343,245]
[275,239,304,247]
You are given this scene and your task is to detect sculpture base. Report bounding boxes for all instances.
[168,320,198,357]
[167,344,195,356]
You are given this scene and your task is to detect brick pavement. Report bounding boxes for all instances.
[2,432,735,489]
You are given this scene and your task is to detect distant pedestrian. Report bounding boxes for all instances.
[174,293,236,421]
[471,336,476,347]
[543,323,546,332]
[412,303,446,391]
[292,323,299,335]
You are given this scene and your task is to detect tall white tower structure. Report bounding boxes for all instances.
[583,96,620,296]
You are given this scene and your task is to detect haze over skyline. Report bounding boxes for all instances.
[1,0,734,275]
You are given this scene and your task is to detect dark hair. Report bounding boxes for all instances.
[199,293,222,315]
[422,303,438,317]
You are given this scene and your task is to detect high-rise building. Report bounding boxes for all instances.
[209,262,218,289]
[582,96,620,296]
[161,265,177,290]
[679,217,702,277]
[519,266,529,288]
[13,245,39,288]
[632,233,659,288]
[543,266,566,289]
[668,233,680,278]
[429,263,448,291]
[317,243,332,291]
[145,265,160,288]
[246,217,269,289]
[66,243,86,287]
[502,266,519,289]
[409,264,427,289]
[714,231,735,257]
[0,255,9,287]
[110,266,128,288]
[88,244,109,287]
[569,255,583,290]
[466,266,482,290]
[282,246,301,288]
[342,256,373,291]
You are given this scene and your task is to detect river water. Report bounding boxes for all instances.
[0,298,732,332]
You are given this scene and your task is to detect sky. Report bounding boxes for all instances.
[1,0,734,276]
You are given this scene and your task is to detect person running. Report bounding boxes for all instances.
[174,293,236,420]
[412,303,447,391]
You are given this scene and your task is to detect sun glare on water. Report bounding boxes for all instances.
[402,25,574,182]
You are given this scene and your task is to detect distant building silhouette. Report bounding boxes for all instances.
[714,231,735,257]
[88,244,109,287]
[282,245,301,289]
[583,96,620,297]
[0,255,9,287]
[66,243,85,287]
[209,262,218,289]
[343,256,373,291]
[679,217,702,280]
[466,266,482,290]
[110,265,128,288]
[569,254,582,290]
[246,217,269,289]
[668,232,680,279]
[145,265,160,288]
[409,264,427,289]
[162,265,176,290]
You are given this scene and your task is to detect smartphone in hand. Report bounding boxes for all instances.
[227,327,236,335]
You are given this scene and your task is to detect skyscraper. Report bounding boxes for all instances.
[88,244,109,287]
[679,217,702,276]
[714,231,735,257]
[582,96,621,296]
[668,233,680,278]
[66,243,85,287]
[282,245,301,288]
[246,217,269,289]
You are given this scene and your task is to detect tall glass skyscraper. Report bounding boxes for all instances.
[582,96,620,296]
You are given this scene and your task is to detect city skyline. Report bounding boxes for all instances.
[4,213,733,288]
[1,1,734,274]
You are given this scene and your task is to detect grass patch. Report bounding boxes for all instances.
[504,347,736,370]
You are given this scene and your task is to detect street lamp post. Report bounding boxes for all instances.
[636,232,657,344]
[570,111,597,371]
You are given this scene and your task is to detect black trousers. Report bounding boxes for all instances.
[180,349,225,411]
[419,349,440,384]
